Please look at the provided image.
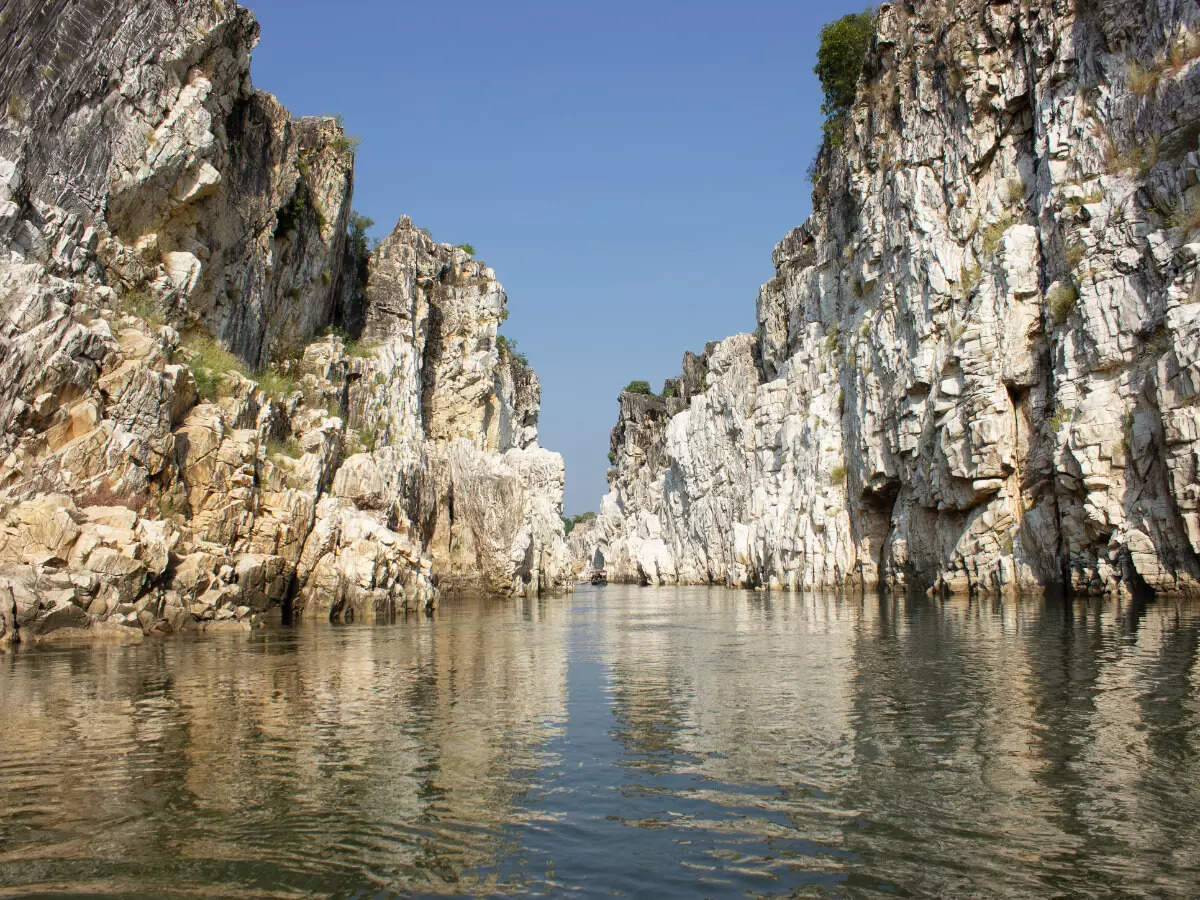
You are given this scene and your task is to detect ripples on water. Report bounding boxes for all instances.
[1,587,1198,897]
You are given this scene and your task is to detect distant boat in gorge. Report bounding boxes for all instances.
[590,569,607,586]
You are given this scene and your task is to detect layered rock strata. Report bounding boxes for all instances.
[0,1,568,646]
[588,0,1200,598]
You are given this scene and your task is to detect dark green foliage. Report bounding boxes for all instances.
[608,450,617,466]
[623,380,653,395]
[456,243,476,256]
[496,334,529,367]
[662,382,677,398]
[814,11,875,120]
[330,114,361,153]
[275,190,308,237]
[348,211,374,257]
[562,511,597,536]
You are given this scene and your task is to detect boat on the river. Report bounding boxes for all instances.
[590,569,607,585]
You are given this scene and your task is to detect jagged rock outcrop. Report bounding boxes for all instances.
[0,0,568,645]
[591,0,1200,599]
[566,515,603,581]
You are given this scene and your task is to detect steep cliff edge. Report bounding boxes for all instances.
[586,0,1200,598]
[0,0,568,646]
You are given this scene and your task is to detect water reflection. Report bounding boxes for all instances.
[0,597,569,896]
[0,588,1197,897]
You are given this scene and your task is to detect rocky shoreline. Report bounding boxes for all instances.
[0,0,569,646]
[582,0,1200,600]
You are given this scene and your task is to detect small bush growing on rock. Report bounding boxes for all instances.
[663,382,677,398]
[330,114,361,153]
[1048,406,1074,432]
[456,243,476,256]
[496,334,529,366]
[344,338,377,359]
[1122,411,1136,454]
[119,289,163,327]
[1048,282,1079,324]
[1101,131,1159,178]
[257,369,300,400]
[356,425,378,453]
[814,11,876,122]
[623,380,653,395]
[1065,242,1086,269]
[182,333,248,401]
[960,261,981,300]
[562,511,597,536]
[829,464,847,485]
[1167,200,1200,240]
[348,211,374,257]
[608,450,617,466]
[1166,27,1200,73]
[1127,62,1160,97]
[268,437,303,460]
[982,213,1021,255]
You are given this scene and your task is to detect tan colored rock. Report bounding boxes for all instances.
[0,0,571,646]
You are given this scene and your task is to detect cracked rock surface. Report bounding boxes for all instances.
[585,0,1200,599]
[0,0,568,645]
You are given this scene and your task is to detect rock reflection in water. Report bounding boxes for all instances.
[0,587,1198,897]
[0,597,569,896]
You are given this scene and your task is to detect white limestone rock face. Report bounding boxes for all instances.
[591,0,1200,599]
[349,220,571,599]
[0,1,569,644]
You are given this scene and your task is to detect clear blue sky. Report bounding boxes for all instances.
[245,0,862,514]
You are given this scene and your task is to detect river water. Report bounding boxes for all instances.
[1,586,1198,898]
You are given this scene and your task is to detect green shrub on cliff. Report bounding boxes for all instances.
[813,10,876,146]
[623,380,653,395]
[496,334,529,367]
[562,511,596,536]
[330,114,361,153]
[119,289,163,327]
[348,211,374,257]
[815,11,876,119]
[182,333,248,401]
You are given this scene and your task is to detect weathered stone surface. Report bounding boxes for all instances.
[590,1,1200,599]
[0,0,569,644]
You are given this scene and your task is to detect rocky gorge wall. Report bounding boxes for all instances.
[586,0,1200,599]
[0,0,569,646]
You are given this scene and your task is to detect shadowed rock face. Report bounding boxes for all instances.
[591,0,1200,599]
[0,0,568,646]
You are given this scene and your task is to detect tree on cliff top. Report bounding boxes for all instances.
[623,380,653,395]
[814,10,876,126]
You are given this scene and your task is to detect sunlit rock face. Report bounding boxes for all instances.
[592,0,1200,598]
[0,1,568,644]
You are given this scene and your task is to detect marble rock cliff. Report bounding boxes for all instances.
[586,0,1200,598]
[0,0,569,646]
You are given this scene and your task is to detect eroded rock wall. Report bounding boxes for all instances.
[592,0,1200,599]
[0,0,568,646]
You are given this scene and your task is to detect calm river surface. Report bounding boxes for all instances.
[1,586,1199,898]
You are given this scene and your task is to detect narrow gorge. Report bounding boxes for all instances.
[579,0,1200,599]
[0,0,570,645]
